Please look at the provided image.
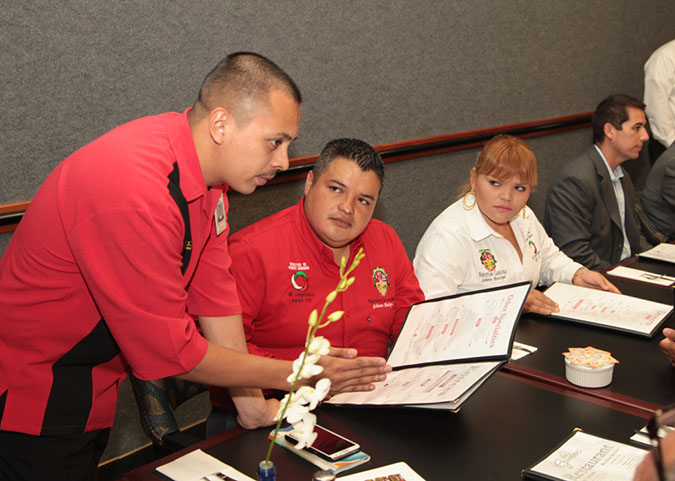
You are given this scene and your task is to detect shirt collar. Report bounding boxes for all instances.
[465,195,531,241]
[594,144,624,182]
[465,198,498,241]
[169,108,209,202]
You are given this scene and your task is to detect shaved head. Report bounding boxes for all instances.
[192,52,302,125]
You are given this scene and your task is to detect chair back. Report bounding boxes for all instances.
[128,373,207,451]
[635,197,668,246]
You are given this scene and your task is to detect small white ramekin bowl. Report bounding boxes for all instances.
[564,358,615,388]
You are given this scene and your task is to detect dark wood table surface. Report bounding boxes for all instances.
[121,256,674,480]
[506,256,675,411]
[121,373,649,481]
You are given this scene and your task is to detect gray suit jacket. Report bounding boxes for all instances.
[642,142,675,240]
[543,145,645,271]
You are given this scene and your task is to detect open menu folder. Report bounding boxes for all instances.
[639,243,675,264]
[522,429,647,481]
[542,282,673,337]
[326,281,531,411]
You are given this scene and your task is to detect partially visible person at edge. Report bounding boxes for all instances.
[414,134,618,315]
[659,328,675,366]
[206,138,424,436]
[0,53,387,481]
[543,94,650,270]
[634,428,675,480]
[641,142,675,241]
[644,38,675,161]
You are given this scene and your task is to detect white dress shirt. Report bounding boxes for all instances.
[413,198,582,300]
[644,39,675,148]
[595,145,631,262]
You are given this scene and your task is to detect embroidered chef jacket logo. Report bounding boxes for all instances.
[291,271,309,291]
[480,249,497,272]
[372,267,389,296]
[528,240,537,254]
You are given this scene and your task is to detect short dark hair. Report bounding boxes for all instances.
[193,52,302,124]
[312,138,385,186]
[592,94,645,144]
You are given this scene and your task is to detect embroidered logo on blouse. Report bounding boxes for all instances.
[291,271,309,291]
[480,249,497,272]
[372,267,389,296]
[528,240,537,254]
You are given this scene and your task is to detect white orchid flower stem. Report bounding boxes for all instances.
[264,248,364,465]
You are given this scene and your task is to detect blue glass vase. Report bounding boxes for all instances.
[258,460,275,481]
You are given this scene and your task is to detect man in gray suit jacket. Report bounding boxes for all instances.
[544,94,649,271]
[642,142,675,240]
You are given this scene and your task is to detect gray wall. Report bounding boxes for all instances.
[1,0,673,463]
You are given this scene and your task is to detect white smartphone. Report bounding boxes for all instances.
[285,424,360,461]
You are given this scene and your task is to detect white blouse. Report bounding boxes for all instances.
[413,199,582,299]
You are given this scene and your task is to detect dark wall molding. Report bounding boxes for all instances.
[0,201,31,234]
[0,111,591,233]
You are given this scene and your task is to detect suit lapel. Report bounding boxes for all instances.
[589,147,622,230]
[620,169,639,253]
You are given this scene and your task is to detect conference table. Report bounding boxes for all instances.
[120,256,675,481]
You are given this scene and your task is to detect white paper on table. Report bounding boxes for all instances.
[327,361,500,409]
[606,265,675,286]
[543,282,673,336]
[156,449,255,481]
[338,461,426,480]
[640,243,675,264]
[511,341,538,360]
[525,431,647,481]
[388,282,531,368]
[630,430,653,448]
[630,424,673,448]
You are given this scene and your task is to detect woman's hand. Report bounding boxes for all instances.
[572,269,621,294]
[523,290,559,315]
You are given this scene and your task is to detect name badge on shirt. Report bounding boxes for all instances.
[214,192,227,236]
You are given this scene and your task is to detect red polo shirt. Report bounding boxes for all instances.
[210,199,424,408]
[0,109,240,435]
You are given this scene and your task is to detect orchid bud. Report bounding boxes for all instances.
[327,311,344,322]
[308,309,318,326]
[325,290,337,303]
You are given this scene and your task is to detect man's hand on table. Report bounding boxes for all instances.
[315,346,391,395]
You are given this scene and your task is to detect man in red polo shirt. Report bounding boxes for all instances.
[208,138,425,435]
[0,55,387,481]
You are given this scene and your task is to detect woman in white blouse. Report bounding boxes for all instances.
[413,134,618,315]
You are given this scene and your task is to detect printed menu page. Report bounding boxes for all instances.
[543,282,672,337]
[640,243,675,264]
[339,461,426,481]
[388,282,531,368]
[327,362,500,409]
[523,430,646,481]
[327,282,530,410]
